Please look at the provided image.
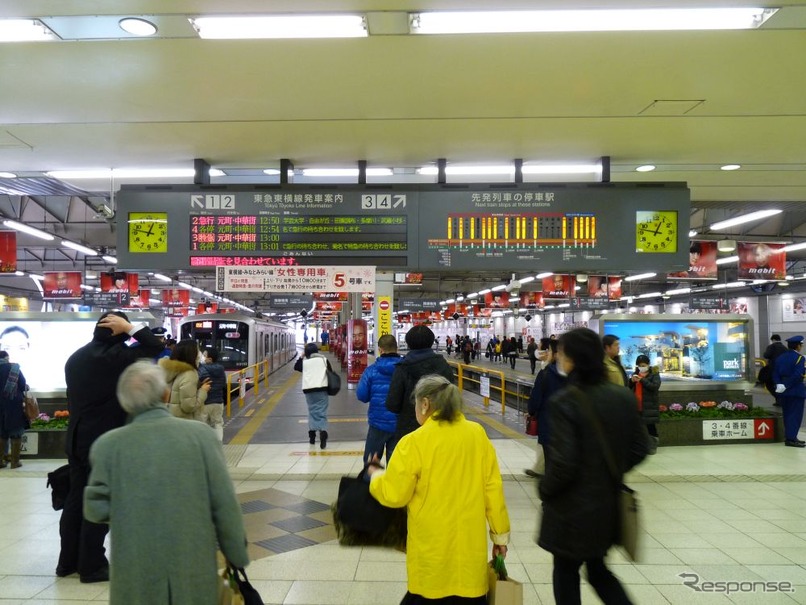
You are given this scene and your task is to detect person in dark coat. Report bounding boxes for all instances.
[0,350,27,469]
[57,312,165,583]
[198,347,228,441]
[763,334,788,405]
[772,335,806,447]
[357,334,402,464]
[538,328,649,605]
[385,325,454,452]
[526,339,566,477]
[629,354,661,454]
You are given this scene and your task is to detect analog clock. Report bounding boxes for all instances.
[128,212,168,253]
[635,211,678,253]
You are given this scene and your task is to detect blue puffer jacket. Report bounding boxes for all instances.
[198,362,228,405]
[356,353,402,433]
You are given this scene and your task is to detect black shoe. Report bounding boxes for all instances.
[785,440,806,448]
[798,439,806,445]
[524,469,542,479]
[308,430,316,445]
[55,565,77,577]
[319,430,328,450]
[80,565,109,583]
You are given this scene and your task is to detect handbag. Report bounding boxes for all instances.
[23,391,39,421]
[574,387,641,562]
[525,415,538,436]
[326,369,341,396]
[487,555,523,605]
[46,464,71,511]
[332,466,407,548]
[218,565,262,605]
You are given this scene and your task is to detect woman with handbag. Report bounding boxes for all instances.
[368,374,510,604]
[538,328,649,605]
[158,340,212,420]
[294,343,334,449]
[0,350,28,469]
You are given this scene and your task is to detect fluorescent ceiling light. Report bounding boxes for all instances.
[518,276,535,284]
[557,303,570,308]
[410,8,776,34]
[80,284,95,291]
[522,164,601,175]
[466,292,479,298]
[47,168,223,179]
[29,273,45,281]
[417,164,601,176]
[783,242,806,253]
[0,19,58,42]
[0,172,16,178]
[456,296,464,302]
[688,230,698,238]
[710,209,781,230]
[716,255,739,265]
[191,286,204,293]
[209,169,226,177]
[301,168,393,177]
[418,165,514,176]
[102,255,118,264]
[535,272,554,279]
[445,298,455,304]
[637,291,662,299]
[491,285,507,292]
[153,273,172,283]
[726,281,746,288]
[177,281,193,289]
[624,272,656,282]
[720,164,742,171]
[62,240,98,256]
[191,15,368,39]
[665,287,691,295]
[119,18,157,36]
[635,165,656,173]
[3,220,54,241]
[263,169,281,176]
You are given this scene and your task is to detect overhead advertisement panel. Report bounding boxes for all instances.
[116,183,688,273]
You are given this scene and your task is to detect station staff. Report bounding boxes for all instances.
[773,335,806,448]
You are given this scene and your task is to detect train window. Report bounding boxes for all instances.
[215,321,249,369]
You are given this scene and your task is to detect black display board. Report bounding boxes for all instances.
[116,183,689,273]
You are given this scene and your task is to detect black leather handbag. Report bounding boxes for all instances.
[326,369,341,396]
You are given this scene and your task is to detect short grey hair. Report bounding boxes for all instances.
[413,374,462,423]
[117,360,168,415]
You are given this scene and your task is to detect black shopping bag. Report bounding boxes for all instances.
[46,464,71,511]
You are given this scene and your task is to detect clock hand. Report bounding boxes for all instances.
[145,223,155,237]
[653,221,662,236]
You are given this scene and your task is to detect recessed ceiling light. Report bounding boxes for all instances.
[635,165,656,172]
[0,172,16,178]
[119,18,157,36]
[192,15,368,39]
[720,164,741,171]
[0,19,58,42]
[263,169,281,176]
[688,230,698,238]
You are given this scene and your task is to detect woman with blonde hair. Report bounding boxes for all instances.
[368,374,510,604]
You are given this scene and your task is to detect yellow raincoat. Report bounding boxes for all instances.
[369,413,510,599]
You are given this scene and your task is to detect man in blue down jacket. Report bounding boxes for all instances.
[357,334,401,463]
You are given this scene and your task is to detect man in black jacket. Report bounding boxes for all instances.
[762,334,789,405]
[57,312,165,583]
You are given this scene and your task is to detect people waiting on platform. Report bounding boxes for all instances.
[357,335,402,464]
[368,375,510,604]
[159,340,211,421]
[630,354,661,454]
[526,336,538,375]
[0,350,27,469]
[603,334,629,387]
[294,343,333,449]
[526,339,565,478]
[198,348,227,441]
[507,336,518,369]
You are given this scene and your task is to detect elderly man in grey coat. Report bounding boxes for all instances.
[84,360,249,605]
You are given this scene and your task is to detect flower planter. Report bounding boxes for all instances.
[21,429,67,459]
[658,415,784,446]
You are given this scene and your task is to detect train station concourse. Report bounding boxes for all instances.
[2,349,806,605]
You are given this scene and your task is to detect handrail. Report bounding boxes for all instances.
[447,360,507,414]
[225,360,270,418]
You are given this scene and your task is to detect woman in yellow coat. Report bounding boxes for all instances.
[367,374,510,604]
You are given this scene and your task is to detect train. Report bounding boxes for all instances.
[178,313,297,376]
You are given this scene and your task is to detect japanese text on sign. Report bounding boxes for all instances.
[215,266,376,293]
[702,420,753,440]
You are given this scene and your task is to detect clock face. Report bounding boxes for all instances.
[635,211,678,253]
[128,212,168,253]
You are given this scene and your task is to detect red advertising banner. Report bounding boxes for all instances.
[484,292,510,308]
[587,276,623,299]
[100,272,139,293]
[43,271,82,299]
[161,289,190,307]
[519,292,544,309]
[316,301,343,312]
[0,231,17,273]
[738,242,786,280]
[196,302,218,314]
[347,318,368,385]
[542,274,575,298]
[668,241,718,280]
[128,289,150,308]
[608,277,623,300]
[473,305,492,317]
[314,292,349,302]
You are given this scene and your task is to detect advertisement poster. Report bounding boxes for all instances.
[588,276,624,299]
[196,301,218,314]
[738,242,786,280]
[347,318,368,386]
[100,272,139,293]
[782,297,806,322]
[542,274,575,298]
[519,292,544,309]
[127,289,150,308]
[484,292,510,308]
[0,231,16,273]
[43,272,82,299]
[608,277,623,299]
[161,289,190,307]
[314,292,349,302]
[668,241,718,280]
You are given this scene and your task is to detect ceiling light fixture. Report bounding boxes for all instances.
[102,255,118,264]
[635,165,656,173]
[478,288,492,295]
[119,18,158,36]
[491,285,507,292]
[2,220,54,241]
[782,242,806,253]
[62,240,98,256]
[720,164,742,171]
[191,15,368,39]
[624,272,657,282]
[301,168,393,177]
[29,273,45,281]
[716,255,739,265]
[410,8,776,34]
[518,276,535,284]
[153,273,172,283]
[535,272,554,279]
[0,172,16,178]
[665,287,691,295]
[688,230,698,238]
[0,19,58,42]
[710,209,781,230]
[717,239,737,253]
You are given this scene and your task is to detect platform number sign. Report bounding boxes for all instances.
[190,194,236,210]
[361,194,406,210]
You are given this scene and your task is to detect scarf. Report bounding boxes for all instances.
[1,358,20,399]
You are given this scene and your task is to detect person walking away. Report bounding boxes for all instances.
[159,340,211,420]
[507,336,518,369]
[198,348,227,441]
[603,334,629,387]
[527,337,538,375]
[294,343,333,448]
[446,336,453,355]
[494,339,502,363]
[773,335,806,447]
[525,339,566,477]
[463,337,473,365]
[629,355,661,454]
[59,312,165,583]
[0,350,27,469]
[386,325,454,451]
[356,335,402,464]
[368,375,510,604]
[84,361,249,605]
[538,328,649,605]
[763,334,788,406]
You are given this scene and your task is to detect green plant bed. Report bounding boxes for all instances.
[21,428,67,458]
[658,414,783,446]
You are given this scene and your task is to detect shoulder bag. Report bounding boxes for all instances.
[24,390,40,421]
[326,368,341,396]
[573,387,641,562]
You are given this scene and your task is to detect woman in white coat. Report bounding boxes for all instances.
[294,343,333,448]
[159,340,211,420]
